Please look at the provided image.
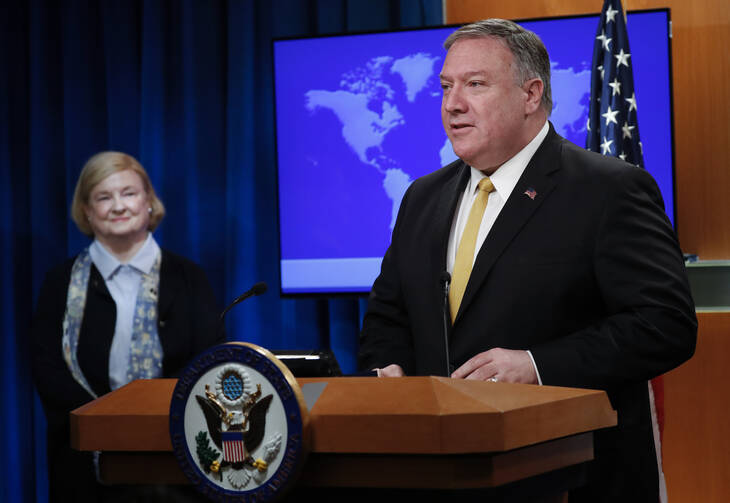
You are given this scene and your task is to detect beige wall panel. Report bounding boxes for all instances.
[663,313,730,502]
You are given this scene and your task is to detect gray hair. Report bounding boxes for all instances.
[444,18,552,114]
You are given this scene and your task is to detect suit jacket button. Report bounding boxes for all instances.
[159,320,166,328]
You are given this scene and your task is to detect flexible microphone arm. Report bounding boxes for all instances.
[440,271,451,377]
[217,282,268,338]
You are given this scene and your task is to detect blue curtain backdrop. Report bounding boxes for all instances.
[0,1,443,501]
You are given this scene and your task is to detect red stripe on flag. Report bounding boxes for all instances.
[224,440,246,462]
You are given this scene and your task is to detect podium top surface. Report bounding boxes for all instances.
[71,376,616,454]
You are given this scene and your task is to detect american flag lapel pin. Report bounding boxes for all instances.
[523,187,537,200]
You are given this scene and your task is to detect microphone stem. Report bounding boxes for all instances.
[442,277,451,377]
[217,282,268,338]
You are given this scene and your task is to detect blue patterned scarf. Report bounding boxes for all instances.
[62,247,163,397]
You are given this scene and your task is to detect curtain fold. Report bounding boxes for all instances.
[0,1,442,500]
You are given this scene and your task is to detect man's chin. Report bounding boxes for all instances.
[449,143,466,160]
[451,148,475,167]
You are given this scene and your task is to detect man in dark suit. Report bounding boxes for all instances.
[358,19,697,501]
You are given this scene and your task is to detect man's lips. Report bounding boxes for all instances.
[450,123,474,132]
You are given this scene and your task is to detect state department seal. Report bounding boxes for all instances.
[170,342,309,502]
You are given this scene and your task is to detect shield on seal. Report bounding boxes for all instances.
[221,430,247,462]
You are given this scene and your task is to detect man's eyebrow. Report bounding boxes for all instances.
[439,70,486,80]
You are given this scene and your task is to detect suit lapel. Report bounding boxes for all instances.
[430,161,471,277]
[455,127,563,322]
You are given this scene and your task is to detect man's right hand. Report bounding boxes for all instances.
[376,364,405,377]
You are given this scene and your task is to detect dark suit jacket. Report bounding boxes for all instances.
[31,248,223,502]
[359,124,697,501]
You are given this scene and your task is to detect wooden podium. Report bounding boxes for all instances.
[70,377,616,499]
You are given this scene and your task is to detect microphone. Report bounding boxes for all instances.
[218,282,268,330]
[440,271,451,377]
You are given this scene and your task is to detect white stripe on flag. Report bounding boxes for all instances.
[224,440,245,462]
[648,380,668,503]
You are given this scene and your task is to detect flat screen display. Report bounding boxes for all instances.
[274,10,673,294]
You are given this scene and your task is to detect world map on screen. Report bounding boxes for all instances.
[275,13,672,293]
[304,53,590,235]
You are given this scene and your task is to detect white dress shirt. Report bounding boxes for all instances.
[89,234,161,390]
[447,121,549,272]
[446,121,549,383]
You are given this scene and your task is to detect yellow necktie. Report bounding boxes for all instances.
[449,177,495,322]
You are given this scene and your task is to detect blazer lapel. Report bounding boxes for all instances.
[455,127,563,322]
[430,161,471,278]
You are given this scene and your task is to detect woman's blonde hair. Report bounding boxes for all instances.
[71,151,165,236]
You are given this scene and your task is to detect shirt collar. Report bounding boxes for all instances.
[89,233,160,279]
[467,120,549,198]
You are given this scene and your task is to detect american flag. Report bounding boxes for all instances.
[586,0,644,168]
[222,430,247,462]
[587,3,666,501]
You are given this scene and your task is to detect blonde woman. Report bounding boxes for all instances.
[32,151,222,501]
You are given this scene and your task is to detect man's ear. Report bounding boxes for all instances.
[523,78,544,115]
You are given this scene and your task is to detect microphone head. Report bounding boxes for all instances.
[251,282,268,296]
